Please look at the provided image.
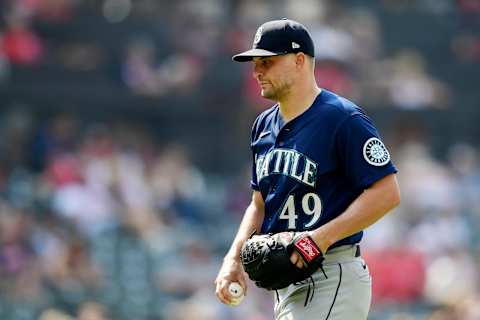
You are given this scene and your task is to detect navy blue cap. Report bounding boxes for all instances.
[232,19,315,62]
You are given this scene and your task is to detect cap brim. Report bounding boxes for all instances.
[232,48,280,62]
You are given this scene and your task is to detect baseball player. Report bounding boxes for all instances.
[215,19,400,319]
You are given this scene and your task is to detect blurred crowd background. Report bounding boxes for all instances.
[0,0,479,319]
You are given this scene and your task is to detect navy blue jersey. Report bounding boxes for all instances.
[250,89,397,248]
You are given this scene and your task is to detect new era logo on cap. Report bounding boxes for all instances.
[232,19,315,62]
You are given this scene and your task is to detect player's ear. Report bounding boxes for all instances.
[295,53,306,69]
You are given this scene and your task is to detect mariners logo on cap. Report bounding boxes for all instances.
[363,137,390,166]
[253,26,263,45]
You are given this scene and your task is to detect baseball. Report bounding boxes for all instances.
[228,282,244,306]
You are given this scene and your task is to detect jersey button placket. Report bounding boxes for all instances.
[275,127,290,148]
[275,135,284,147]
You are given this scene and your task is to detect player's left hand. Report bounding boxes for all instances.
[290,250,306,269]
[290,231,321,269]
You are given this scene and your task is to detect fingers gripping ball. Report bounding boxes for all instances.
[228,282,244,306]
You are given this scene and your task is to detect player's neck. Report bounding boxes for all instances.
[278,83,321,123]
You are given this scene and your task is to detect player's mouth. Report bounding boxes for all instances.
[259,81,271,87]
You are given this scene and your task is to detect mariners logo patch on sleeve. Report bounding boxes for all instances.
[363,137,390,166]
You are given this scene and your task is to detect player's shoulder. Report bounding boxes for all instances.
[316,89,365,120]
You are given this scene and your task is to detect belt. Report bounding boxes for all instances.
[325,244,360,256]
[322,244,361,264]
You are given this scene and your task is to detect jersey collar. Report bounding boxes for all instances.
[275,90,324,134]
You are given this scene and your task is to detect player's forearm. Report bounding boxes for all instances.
[311,173,400,253]
[225,201,265,262]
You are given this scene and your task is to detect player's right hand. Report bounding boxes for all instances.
[214,257,247,305]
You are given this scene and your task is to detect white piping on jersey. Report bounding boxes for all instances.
[258,130,271,139]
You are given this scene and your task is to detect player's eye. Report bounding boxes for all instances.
[259,60,272,69]
[253,58,272,72]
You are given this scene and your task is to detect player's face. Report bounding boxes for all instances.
[252,55,297,100]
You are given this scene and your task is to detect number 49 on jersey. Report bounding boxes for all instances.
[279,193,322,229]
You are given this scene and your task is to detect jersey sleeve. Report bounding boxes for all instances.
[335,113,397,189]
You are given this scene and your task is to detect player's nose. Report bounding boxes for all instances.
[252,64,263,80]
